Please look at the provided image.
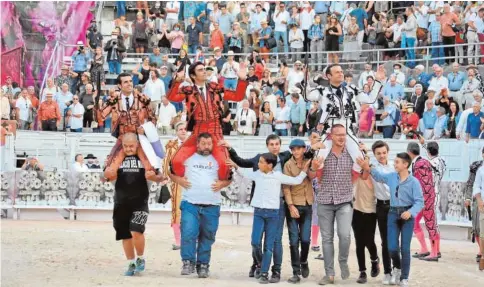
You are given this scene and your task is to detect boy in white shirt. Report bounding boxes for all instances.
[227,153,311,284]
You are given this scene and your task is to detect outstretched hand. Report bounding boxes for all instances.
[226,159,238,170]
[311,156,325,170]
[218,140,231,149]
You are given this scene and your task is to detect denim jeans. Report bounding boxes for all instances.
[223,78,237,90]
[287,204,312,274]
[387,208,415,280]
[382,125,396,139]
[405,37,416,68]
[70,128,82,132]
[188,45,198,55]
[108,61,122,74]
[180,201,221,265]
[251,208,280,273]
[275,129,288,136]
[431,42,445,65]
[116,1,126,18]
[171,101,184,113]
[272,198,286,273]
[274,31,289,54]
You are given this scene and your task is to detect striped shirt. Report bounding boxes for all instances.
[428,21,442,43]
[308,24,324,40]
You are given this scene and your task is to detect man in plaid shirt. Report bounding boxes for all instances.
[312,124,363,285]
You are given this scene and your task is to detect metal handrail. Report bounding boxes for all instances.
[95,1,104,36]
[39,41,59,99]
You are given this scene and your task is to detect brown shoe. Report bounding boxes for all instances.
[479,258,484,271]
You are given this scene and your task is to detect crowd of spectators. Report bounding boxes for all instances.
[1,1,484,141]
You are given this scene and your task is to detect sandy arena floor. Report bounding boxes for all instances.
[1,220,484,287]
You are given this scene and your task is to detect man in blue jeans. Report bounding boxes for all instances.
[380,97,398,139]
[403,8,417,69]
[169,133,231,278]
[358,152,424,287]
[186,17,203,55]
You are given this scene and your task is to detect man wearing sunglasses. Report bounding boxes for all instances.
[69,96,85,132]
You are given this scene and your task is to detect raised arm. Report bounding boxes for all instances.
[279,171,307,185]
[227,147,257,168]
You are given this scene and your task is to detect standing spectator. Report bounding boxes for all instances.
[210,23,225,50]
[1,76,14,95]
[308,15,325,72]
[165,1,180,29]
[390,16,405,59]
[149,47,163,67]
[0,90,11,120]
[194,2,207,27]
[358,103,375,138]
[71,42,91,93]
[157,96,177,135]
[218,5,235,36]
[466,101,484,142]
[428,13,445,66]
[408,84,428,119]
[420,100,438,139]
[258,20,272,62]
[250,4,268,48]
[55,65,75,88]
[446,101,461,139]
[325,15,342,64]
[168,23,185,54]
[383,75,405,101]
[461,68,480,110]
[300,2,315,53]
[402,7,417,68]
[132,12,148,54]
[289,93,306,137]
[54,83,73,130]
[143,70,165,112]
[274,97,290,136]
[350,2,368,50]
[220,51,240,91]
[272,3,289,56]
[259,102,274,137]
[90,47,105,87]
[415,2,430,42]
[87,24,103,50]
[429,67,449,98]
[15,89,32,130]
[79,84,95,129]
[105,30,126,75]
[314,1,330,25]
[76,72,92,96]
[473,8,484,65]
[234,100,257,135]
[213,47,226,73]
[260,69,274,88]
[186,17,203,55]
[440,4,461,65]
[115,16,132,51]
[220,102,232,136]
[285,61,305,95]
[288,5,301,27]
[236,3,250,52]
[261,86,277,114]
[209,2,221,24]
[447,62,466,107]
[41,78,59,103]
[358,63,375,89]
[343,16,359,71]
[69,95,84,132]
[227,22,244,61]
[38,92,61,131]
[380,97,398,139]
[288,24,304,63]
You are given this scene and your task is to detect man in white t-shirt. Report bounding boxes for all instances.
[143,70,166,112]
[157,96,177,135]
[274,97,291,136]
[220,51,240,91]
[69,95,85,132]
[15,88,32,130]
[273,2,289,54]
[285,61,305,93]
[170,132,231,278]
[165,1,180,29]
[235,100,257,135]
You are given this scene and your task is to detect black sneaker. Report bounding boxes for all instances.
[197,263,210,278]
[370,258,380,277]
[259,273,270,284]
[287,274,301,284]
[356,272,367,284]
[249,265,257,278]
[254,267,262,279]
[477,254,482,263]
[181,260,195,275]
[301,262,310,278]
[269,271,281,283]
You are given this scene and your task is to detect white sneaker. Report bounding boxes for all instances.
[400,279,409,287]
[383,273,392,285]
[390,268,401,285]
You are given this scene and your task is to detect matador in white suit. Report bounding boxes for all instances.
[306,64,382,171]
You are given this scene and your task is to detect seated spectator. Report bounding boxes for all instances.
[15,89,33,130]
[69,95,84,133]
[460,67,480,110]
[375,64,388,83]
[144,70,166,112]
[149,47,163,67]
[220,51,240,91]
[391,63,406,86]
[168,23,185,54]
[447,62,466,104]
[175,49,191,70]
[54,83,74,130]
[234,99,257,135]
[41,78,59,103]
[213,47,226,73]
[399,102,420,139]
[428,66,449,98]
[407,65,430,89]
[274,97,290,136]
[383,75,405,101]
[194,46,205,63]
[456,91,484,140]
[358,103,376,138]
[466,101,484,142]
[72,154,89,172]
[358,63,375,89]
[419,100,438,139]
[432,107,448,140]
[358,83,379,110]
[380,96,398,139]
[38,92,61,131]
[157,96,177,135]
[210,22,225,51]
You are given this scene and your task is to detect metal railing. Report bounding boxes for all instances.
[39,41,59,99]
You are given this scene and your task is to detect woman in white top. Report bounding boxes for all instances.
[259,101,274,137]
[343,16,360,71]
[288,24,305,63]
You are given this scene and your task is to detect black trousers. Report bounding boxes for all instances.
[352,209,378,272]
[443,36,455,64]
[41,119,57,131]
[376,200,392,274]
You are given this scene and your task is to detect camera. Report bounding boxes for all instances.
[240,120,247,126]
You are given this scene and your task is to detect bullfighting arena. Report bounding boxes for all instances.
[1,220,483,287]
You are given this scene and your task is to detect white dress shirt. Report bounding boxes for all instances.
[72,162,89,172]
[157,102,177,126]
[166,1,180,20]
[143,78,165,102]
[472,165,484,198]
[15,97,32,121]
[121,94,134,111]
[300,9,315,30]
[428,76,449,97]
[273,10,289,32]
[69,103,85,129]
[274,106,291,130]
[238,169,307,209]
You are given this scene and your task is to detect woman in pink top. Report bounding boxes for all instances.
[358,102,376,138]
[439,4,461,64]
[168,23,185,54]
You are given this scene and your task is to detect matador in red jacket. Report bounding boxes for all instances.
[167,61,248,180]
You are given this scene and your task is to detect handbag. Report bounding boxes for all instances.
[265,37,277,50]
[157,184,171,204]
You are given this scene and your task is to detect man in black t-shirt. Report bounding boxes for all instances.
[104,133,165,276]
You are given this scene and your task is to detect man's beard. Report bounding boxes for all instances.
[197,149,212,156]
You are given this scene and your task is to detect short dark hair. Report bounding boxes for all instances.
[75,154,83,161]
[396,152,412,168]
[426,142,439,156]
[188,61,205,82]
[149,62,158,68]
[291,93,300,99]
[406,142,420,156]
[278,97,286,103]
[116,72,132,85]
[372,140,389,153]
[367,75,375,81]
[197,132,212,142]
[344,73,353,78]
[249,88,260,97]
[260,153,277,168]
[480,8,484,13]
[331,123,345,132]
[265,134,281,146]
[326,64,341,77]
